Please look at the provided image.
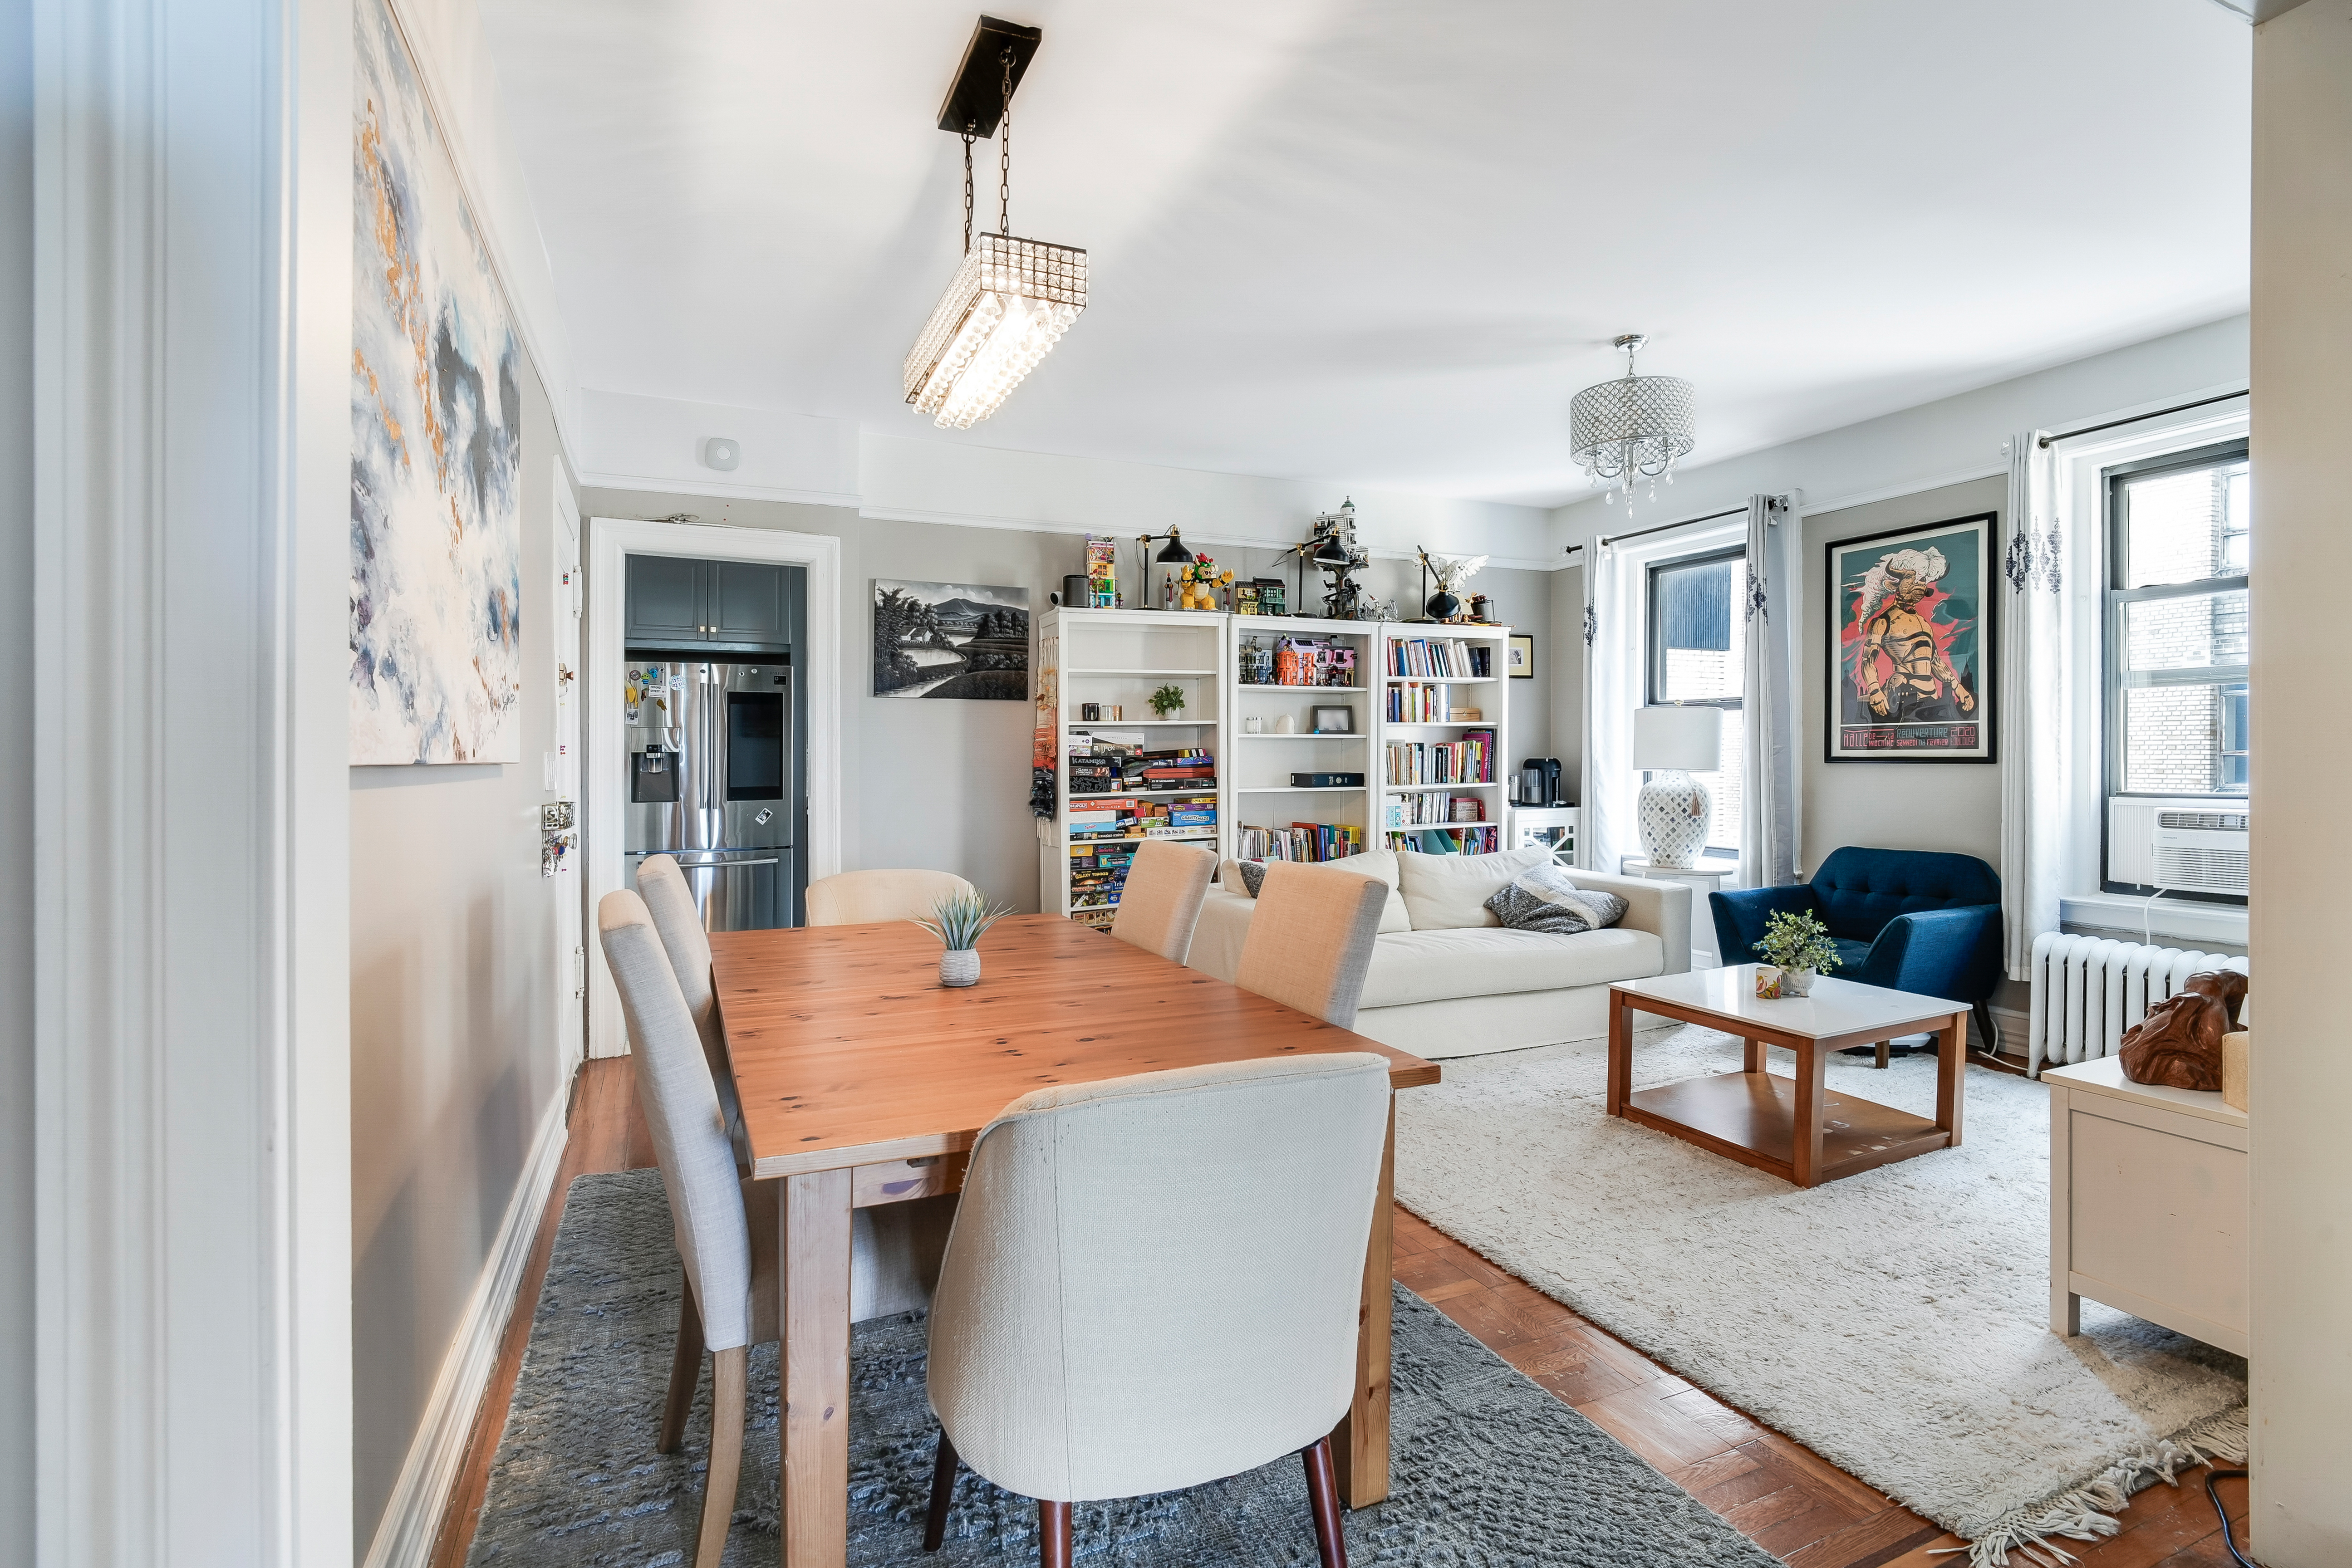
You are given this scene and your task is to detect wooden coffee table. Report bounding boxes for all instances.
[1607,965,1969,1187]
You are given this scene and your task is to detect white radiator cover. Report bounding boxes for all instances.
[2027,932,2249,1077]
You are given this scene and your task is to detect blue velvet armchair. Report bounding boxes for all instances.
[1709,847,2003,1063]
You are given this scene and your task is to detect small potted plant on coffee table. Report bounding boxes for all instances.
[1753,909,1839,998]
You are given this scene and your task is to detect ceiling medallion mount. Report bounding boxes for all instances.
[902,15,1088,430]
[1570,333,1695,513]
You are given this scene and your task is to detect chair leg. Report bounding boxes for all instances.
[1302,1436,1347,1568]
[1875,1040,1890,1069]
[658,1272,704,1454]
[1037,1499,1072,1568]
[922,1431,959,1551]
[692,1345,746,1568]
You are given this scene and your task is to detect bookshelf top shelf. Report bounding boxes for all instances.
[1067,667,1219,677]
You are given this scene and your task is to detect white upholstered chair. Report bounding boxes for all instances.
[1106,838,1216,962]
[921,1053,1393,1567]
[805,867,977,926]
[597,889,755,1568]
[1232,861,1391,1029]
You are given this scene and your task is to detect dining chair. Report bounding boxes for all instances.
[1232,861,1390,1030]
[634,854,951,1328]
[805,867,978,926]
[921,1052,1394,1568]
[1107,838,1216,962]
[597,888,757,1568]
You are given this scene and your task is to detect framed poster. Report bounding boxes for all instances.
[873,580,1031,699]
[1826,513,1996,763]
[1507,633,1535,678]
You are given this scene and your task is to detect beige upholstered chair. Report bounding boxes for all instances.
[1106,838,1217,962]
[805,867,977,926]
[597,889,755,1568]
[1232,861,1391,1029]
[634,855,950,1332]
[922,1053,1393,1567]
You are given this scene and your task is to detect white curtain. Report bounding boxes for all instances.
[1739,491,1804,888]
[2000,431,2070,979]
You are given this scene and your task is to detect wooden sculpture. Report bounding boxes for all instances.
[2117,970,2248,1092]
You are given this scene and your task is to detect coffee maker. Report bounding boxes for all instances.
[1514,757,1568,807]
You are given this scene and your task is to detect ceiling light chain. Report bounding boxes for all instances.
[961,130,975,253]
[997,45,1013,235]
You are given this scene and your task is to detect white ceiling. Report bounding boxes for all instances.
[478,0,2251,507]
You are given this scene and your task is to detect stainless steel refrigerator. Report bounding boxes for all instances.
[624,657,797,929]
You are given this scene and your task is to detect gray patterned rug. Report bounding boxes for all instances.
[465,1170,1781,1566]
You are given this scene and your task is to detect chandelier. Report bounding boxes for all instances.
[903,19,1087,430]
[1570,334,1695,510]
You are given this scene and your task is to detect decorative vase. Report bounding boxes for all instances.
[1636,768,1711,869]
[1781,966,1817,997]
[939,949,981,988]
[1753,965,1784,999]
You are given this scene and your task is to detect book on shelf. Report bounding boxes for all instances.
[1235,822,1364,862]
[1386,637,1492,680]
[1384,791,1488,829]
[1383,734,1494,786]
[1386,824,1500,855]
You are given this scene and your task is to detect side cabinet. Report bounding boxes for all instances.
[624,555,710,645]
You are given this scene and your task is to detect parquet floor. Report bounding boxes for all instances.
[430,1057,2249,1568]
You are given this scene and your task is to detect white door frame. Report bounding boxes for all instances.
[553,468,586,1077]
[584,517,842,1057]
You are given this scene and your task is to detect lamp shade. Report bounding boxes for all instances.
[1631,705,1722,772]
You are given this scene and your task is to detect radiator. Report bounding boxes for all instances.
[2026,932,2249,1077]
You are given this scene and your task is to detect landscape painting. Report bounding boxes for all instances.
[873,580,1031,700]
[349,0,524,764]
[1827,512,1996,763]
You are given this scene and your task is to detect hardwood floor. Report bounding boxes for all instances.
[431,1056,2249,1568]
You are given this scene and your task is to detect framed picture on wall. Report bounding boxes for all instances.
[1825,512,1996,763]
[1507,634,1535,678]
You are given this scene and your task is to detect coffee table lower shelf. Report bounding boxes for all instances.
[1623,1070,1952,1184]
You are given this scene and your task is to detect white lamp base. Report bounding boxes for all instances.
[1636,769,1712,869]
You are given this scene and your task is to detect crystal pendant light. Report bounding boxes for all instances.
[1569,334,1695,512]
[903,28,1086,429]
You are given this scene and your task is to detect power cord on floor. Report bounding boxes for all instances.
[2206,1468,2255,1567]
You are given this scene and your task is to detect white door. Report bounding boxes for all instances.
[552,469,586,1068]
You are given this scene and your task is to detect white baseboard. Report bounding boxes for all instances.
[360,1087,573,1568]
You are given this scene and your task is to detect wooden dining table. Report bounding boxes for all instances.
[708,912,1440,1568]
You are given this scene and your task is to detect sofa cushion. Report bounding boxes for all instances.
[1486,863,1630,936]
[1223,851,1410,933]
[1360,926,1666,1008]
[1395,846,1553,931]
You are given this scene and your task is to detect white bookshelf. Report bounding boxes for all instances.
[1225,616,1379,866]
[1036,608,1229,926]
[1375,623,1512,856]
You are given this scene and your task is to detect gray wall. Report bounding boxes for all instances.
[1549,564,1585,783]
[0,0,32,1557]
[580,490,1561,911]
[351,352,575,1546]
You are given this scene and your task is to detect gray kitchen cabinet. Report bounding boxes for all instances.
[711,562,791,646]
[625,555,710,646]
[626,554,796,652]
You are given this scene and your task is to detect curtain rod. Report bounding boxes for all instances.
[2037,389,2247,449]
[1561,504,1753,558]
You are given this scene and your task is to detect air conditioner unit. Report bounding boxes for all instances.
[2108,796,2250,895]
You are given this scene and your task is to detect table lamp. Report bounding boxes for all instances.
[1631,705,1722,869]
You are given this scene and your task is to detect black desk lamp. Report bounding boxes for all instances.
[1135,528,1193,608]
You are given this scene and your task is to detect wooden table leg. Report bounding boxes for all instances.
[1937,1010,1965,1146]
[1792,1039,1826,1188]
[1743,1034,1764,1074]
[1606,990,1632,1117]
[781,1167,853,1568]
[1333,1096,1395,1509]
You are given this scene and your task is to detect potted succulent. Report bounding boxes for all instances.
[913,887,1013,988]
[1149,683,1187,719]
[1752,909,1839,998]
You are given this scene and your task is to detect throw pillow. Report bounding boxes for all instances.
[1486,862,1630,936]
[1395,845,1552,930]
[1224,850,1411,932]
[1229,858,1268,898]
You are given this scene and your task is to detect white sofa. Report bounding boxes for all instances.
[1187,847,1692,1059]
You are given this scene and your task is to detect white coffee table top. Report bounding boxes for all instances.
[1614,964,1967,1041]
[2043,1054,2246,1127]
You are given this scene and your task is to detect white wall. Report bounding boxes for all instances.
[0,0,31,1555]
[2248,4,2352,1559]
[1549,314,2248,549]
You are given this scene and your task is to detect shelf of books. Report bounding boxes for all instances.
[1377,627,1511,856]
[1037,608,1229,930]
[1225,617,1378,872]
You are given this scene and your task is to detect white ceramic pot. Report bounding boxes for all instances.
[939,948,981,988]
[1781,966,1817,997]
[1636,769,1712,869]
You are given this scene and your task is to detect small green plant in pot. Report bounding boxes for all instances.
[913,887,1013,988]
[1149,683,1187,719]
[1752,909,1839,997]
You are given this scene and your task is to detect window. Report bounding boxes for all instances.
[1646,546,1744,858]
[2105,440,2249,799]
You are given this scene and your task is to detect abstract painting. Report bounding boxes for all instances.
[1826,513,1996,762]
[872,580,1031,699]
[350,0,523,764]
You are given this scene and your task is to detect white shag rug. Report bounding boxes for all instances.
[1394,1025,2248,1566]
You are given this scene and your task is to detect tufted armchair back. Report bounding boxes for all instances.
[1808,847,1999,942]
